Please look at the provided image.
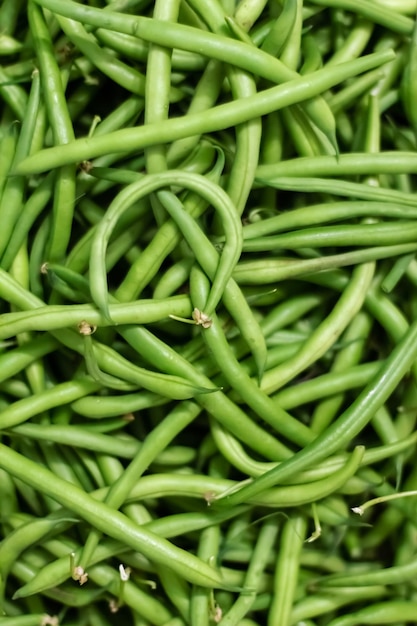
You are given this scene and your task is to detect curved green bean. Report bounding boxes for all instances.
[89,170,242,318]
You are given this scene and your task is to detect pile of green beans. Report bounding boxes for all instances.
[1,0,417,624]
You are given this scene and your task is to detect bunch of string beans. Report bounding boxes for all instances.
[1,0,417,624]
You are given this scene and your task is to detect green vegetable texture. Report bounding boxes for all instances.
[1,1,417,625]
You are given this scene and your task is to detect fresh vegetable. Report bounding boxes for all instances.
[1,1,417,625]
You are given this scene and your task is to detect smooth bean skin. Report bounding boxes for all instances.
[308,0,413,34]
[14,49,395,175]
[190,266,312,448]
[241,201,417,239]
[219,517,279,626]
[0,295,192,340]
[233,242,417,284]
[214,318,417,506]
[0,617,58,626]
[88,170,242,319]
[290,587,387,624]
[0,379,101,429]
[258,261,374,393]
[258,175,417,206]
[0,443,225,589]
[28,1,76,262]
[256,151,417,179]
[242,221,417,251]
[325,600,417,626]
[119,445,365,507]
[267,514,306,626]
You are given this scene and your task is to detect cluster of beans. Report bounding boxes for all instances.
[2,0,417,624]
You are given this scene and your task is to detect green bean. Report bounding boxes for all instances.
[76,399,202,574]
[156,567,191,622]
[0,66,28,120]
[219,517,279,626]
[261,0,297,57]
[241,201,417,240]
[267,514,306,626]
[153,258,193,299]
[1,173,54,271]
[0,266,215,398]
[316,552,417,589]
[71,389,168,418]
[224,74,262,217]
[0,512,76,611]
[0,616,58,626]
[6,424,142,459]
[14,48,395,175]
[327,17,374,66]
[0,124,17,201]
[119,326,287,459]
[187,0,337,151]
[55,15,165,100]
[308,0,413,35]
[89,170,242,318]
[95,27,205,71]
[111,158,267,378]
[290,586,387,624]
[328,68,385,114]
[242,221,417,251]
[257,261,374,393]
[28,1,77,262]
[105,445,365,508]
[19,546,172,625]
[218,6,263,219]
[190,525,221,626]
[311,311,373,432]
[214,317,417,506]
[257,151,417,179]
[0,379,101,430]
[0,295,192,339]
[234,243,417,284]
[0,336,58,386]
[0,70,40,261]
[190,266,313,448]
[0,444,226,589]
[156,187,241,315]
[0,0,25,35]
[167,61,224,166]
[82,331,141,391]
[280,0,302,70]
[400,18,417,140]
[257,175,417,206]
[15,508,244,604]
[325,601,417,626]
[144,0,180,224]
